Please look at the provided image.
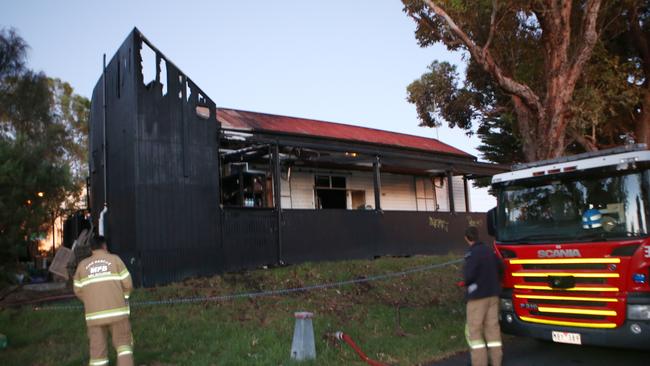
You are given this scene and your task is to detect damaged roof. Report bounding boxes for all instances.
[217,108,473,158]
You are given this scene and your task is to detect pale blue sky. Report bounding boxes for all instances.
[2,0,495,210]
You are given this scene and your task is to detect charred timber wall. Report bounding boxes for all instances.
[89,29,221,286]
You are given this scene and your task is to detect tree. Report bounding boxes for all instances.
[49,77,90,203]
[0,28,89,265]
[0,136,73,261]
[0,28,27,80]
[403,0,604,161]
[599,1,649,149]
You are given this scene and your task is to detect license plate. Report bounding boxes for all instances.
[551,331,581,345]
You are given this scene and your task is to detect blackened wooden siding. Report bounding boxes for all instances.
[221,209,278,272]
[280,210,488,263]
[90,29,221,286]
[89,33,139,281]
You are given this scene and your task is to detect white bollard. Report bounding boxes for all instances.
[290,311,316,361]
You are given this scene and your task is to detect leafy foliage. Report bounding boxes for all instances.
[476,114,522,165]
[0,28,89,265]
[0,137,73,261]
[0,28,27,80]
[403,0,648,162]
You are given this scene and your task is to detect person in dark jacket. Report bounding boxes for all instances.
[463,226,503,366]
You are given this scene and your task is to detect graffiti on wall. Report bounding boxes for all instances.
[466,216,483,228]
[428,217,449,232]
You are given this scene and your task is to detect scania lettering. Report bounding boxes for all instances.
[538,249,582,258]
[488,145,650,350]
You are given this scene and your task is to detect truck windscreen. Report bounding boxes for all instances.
[496,170,650,243]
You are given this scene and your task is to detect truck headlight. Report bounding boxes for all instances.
[500,298,513,311]
[627,305,650,320]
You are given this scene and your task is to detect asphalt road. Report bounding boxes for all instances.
[429,336,650,366]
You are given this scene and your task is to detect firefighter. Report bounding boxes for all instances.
[462,226,503,366]
[73,235,133,366]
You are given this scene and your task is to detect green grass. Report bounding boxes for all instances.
[0,254,467,365]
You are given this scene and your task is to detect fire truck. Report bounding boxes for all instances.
[488,144,650,349]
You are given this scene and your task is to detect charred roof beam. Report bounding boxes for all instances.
[225,130,507,178]
[221,144,270,163]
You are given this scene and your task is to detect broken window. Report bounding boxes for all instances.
[220,139,277,211]
[159,57,167,96]
[222,164,273,208]
[140,42,156,88]
[314,175,347,209]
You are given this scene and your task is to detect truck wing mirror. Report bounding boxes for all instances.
[487,207,497,237]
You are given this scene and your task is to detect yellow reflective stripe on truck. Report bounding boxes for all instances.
[520,316,617,329]
[515,294,618,302]
[511,272,619,278]
[514,284,619,292]
[509,258,620,265]
[536,306,617,316]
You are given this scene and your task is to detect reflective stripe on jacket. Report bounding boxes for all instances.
[73,249,133,326]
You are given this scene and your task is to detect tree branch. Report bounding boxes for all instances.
[480,105,508,117]
[482,0,498,55]
[409,11,467,49]
[566,0,602,90]
[423,0,544,117]
[405,10,424,30]
[511,96,537,161]
[567,128,598,152]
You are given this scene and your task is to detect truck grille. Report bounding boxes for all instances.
[509,257,622,329]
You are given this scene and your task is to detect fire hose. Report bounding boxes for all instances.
[334,331,390,366]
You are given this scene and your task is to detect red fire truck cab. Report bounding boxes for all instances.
[488,144,650,349]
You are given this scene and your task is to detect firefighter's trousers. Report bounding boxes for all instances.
[465,296,502,366]
[87,318,134,366]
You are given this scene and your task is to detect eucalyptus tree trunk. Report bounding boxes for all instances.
[423,0,602,161]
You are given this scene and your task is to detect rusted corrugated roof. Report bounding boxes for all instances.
[217,108,473,158]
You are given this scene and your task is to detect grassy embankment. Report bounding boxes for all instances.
[0,254,467,366]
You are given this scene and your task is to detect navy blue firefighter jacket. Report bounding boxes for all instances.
[463,241,503,300]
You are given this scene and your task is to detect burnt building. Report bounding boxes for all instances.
[88,29,506,286]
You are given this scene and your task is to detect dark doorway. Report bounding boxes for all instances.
[316,189,347,209]
[315,175,347,209]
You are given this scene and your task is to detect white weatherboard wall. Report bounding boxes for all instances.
[415,176,436,211]
[453,176,468,213]
[280,168,469,212]
[286,171,315,209]
[280,172,292,208]
[434,177,449,212]
[345,171,374,208]
[377,172,417,211]
[347,171,419,210]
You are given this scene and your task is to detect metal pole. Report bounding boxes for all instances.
[238,169,244,206]
[463,176,470,212]
[373,156,382,211]
[102,54,108,207]
[51,211,56,257]
[413,177,419,211]
[86,177,91,209]
[272,144,283,264]
[447,170,455,214]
